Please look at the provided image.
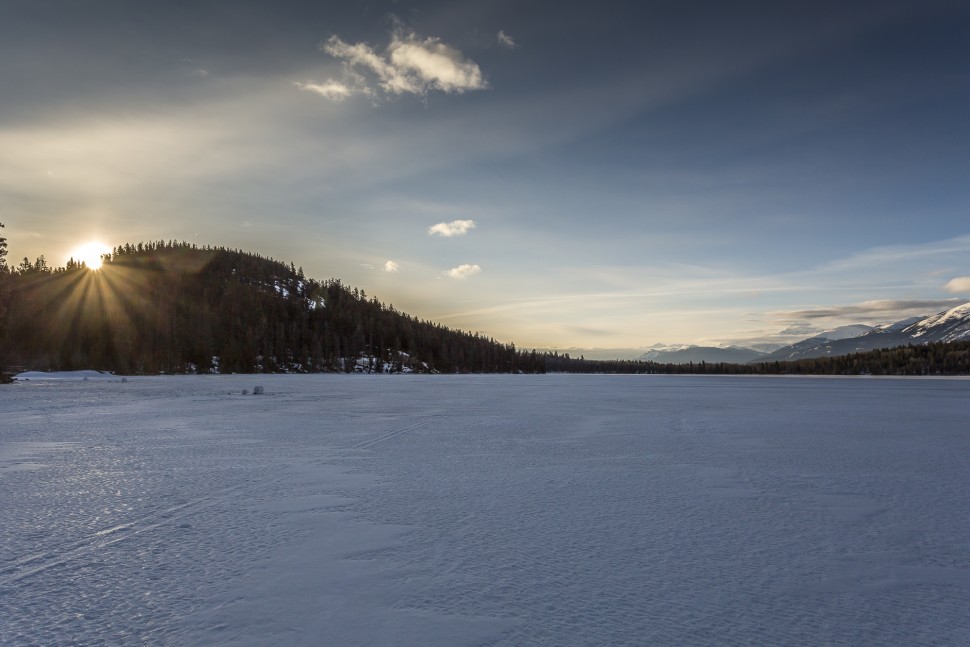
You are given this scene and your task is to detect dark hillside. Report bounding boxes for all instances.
[1,241,543,375]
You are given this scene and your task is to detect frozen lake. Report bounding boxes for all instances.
[2,374,969,645]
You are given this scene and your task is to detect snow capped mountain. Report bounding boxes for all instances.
[875,316,924,333]
[814,324,876,341]
[639,345,766,364]
[901,302,970,342]
[742,342,787,354]
[754,302,970,363]
[630,303,970,366]
[756,325,876,362]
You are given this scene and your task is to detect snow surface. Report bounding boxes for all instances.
[13,370,116,380]
[3,375,970,645]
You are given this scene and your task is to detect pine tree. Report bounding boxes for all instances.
[0,222,8,272]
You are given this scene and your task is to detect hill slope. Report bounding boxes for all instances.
[1,242,543,374]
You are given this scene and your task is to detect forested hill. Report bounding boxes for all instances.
[1,241,544,374]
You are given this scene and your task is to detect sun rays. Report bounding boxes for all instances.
[21,254,156,370]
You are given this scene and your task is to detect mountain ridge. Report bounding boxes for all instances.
[754,303,970,363]
[638,305,970,365]
[638,345,767,364]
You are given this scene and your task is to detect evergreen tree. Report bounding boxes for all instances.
[0,221,8,272]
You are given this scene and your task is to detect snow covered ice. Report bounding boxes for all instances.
[2,374,970,645]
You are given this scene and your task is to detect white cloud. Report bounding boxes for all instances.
[295,80,354,101]
[448,264,481,279]
[384,260,400,272]
[944,276,970,293]
[311,27,487,102]
[428,219,476,237]
[497,30,516,49]
[388,38,484,93]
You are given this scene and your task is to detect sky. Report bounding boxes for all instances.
[2,0,969,356]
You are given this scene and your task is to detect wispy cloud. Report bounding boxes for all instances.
[777,322,822,337]
[448,263,481,279]
[428,219,476,237]
[497,30,516,49]
[384,260,400,273]
[768,299,962,321]
[814,235,970,274]
[943,276,970,294]
[295,80,354,101]
[305,26,487,103]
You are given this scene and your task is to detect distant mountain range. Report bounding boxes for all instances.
[755,303,970,363]
[640,302,970,365]
[638,345,768,364]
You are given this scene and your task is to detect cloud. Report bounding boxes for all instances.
[384,260,400,272]
[308,27,487,102]
[778,323,821,336]
[564,325,614,337]
[428,219,476,237]
[448,263,481,279]
[295,80,354,101]
[943,276,970,293]
[497,30,516,49]
[815,235,970,274]
[770,299,963,321]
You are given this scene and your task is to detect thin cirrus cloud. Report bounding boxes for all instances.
[767,299,964,321]
[428,219,476,237]
[384,260,400,273]
[294,79,354,101]
[448,264,481,279]
[943,276,970,293]
[497,31,516,49]
[298,26,487,102]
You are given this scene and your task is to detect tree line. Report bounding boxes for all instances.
[544,342,970,375]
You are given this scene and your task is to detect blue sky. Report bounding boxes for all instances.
[3,0,969,355]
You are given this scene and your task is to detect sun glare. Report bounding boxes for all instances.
[70,241,111,270]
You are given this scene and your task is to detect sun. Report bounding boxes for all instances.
[70,241,111,270]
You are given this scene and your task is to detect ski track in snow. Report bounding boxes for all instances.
[2,374,970,645]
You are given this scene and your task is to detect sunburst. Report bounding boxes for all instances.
[69,241,112,270]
